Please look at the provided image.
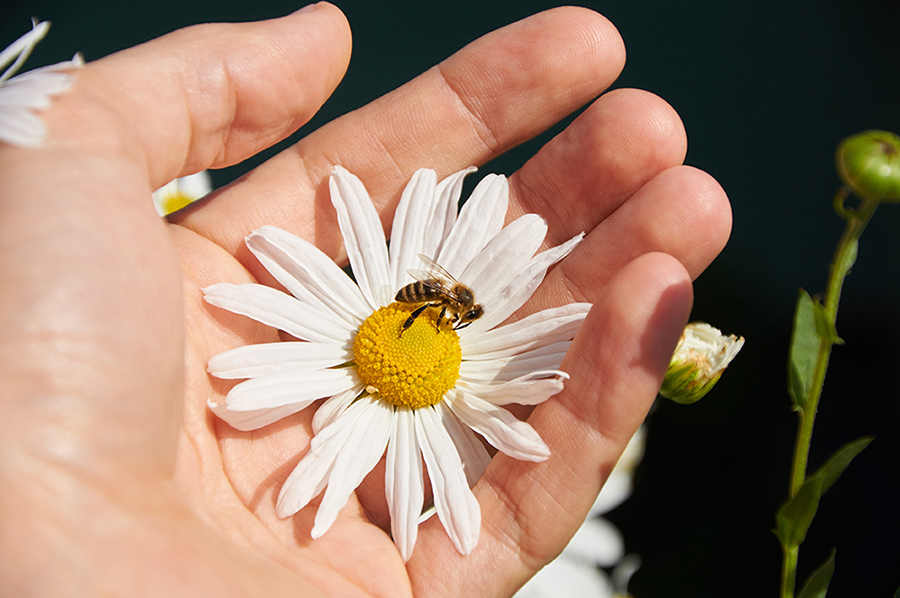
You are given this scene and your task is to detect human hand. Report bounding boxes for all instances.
[0,4,730,597]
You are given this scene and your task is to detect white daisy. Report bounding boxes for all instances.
[152,170,213,215]
[204,166,588,561]
[0,20,83,147]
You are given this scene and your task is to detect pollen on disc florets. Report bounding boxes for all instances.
[353,302,462,409]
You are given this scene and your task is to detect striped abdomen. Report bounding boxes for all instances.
[395,279,445,304]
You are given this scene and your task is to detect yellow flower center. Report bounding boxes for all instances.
[159,191,195,215]
[353,302,462,409]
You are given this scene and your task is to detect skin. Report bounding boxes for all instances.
[0,3,731,597]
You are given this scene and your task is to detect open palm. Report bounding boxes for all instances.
[0,4,730,597]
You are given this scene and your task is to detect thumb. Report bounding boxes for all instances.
[44,2,351,188]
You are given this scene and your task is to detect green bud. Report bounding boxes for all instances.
[836,130,900,203]
[660,323,744,405]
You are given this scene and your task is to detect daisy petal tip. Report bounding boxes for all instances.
[199,282,225,297]
[459,531,480,556]
[247,224,279,242]
[393,533,417,563]
[274,492,300,520]
[330,164,353,180]
[519,436,551,463]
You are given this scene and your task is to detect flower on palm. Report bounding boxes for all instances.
[204,166,587,561]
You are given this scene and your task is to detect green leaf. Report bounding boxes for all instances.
[797,550,836,598]
[775,475,825,549]
[812,436,874,496]
[788,289,821,410]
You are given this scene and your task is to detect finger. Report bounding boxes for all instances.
[43,2,351,189]
[519,165,730,320]
[174,6,626,258]
[509,88,688,247]
[408,252,692,596]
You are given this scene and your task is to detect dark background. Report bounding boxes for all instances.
[4,1,898,596]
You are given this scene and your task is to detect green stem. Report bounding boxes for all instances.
[782,546,799,598]
[781,190,879,598]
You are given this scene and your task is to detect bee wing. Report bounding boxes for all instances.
[416,254,460,284]
[405,268,457,298]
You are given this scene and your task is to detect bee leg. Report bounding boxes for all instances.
[436,305,448,330]
[400,304,431,336]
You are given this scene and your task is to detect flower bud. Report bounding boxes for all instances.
[836,130,900,203]
[660,322,744,405]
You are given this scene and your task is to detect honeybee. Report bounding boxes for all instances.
[394,255,484,333]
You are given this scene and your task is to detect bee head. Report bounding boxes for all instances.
[455,304,483,329]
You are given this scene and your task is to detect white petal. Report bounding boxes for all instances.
[0,49,81,147]
[207,341,350,379]
[618,425,646,473]
[329,166,392,308]
[207,400,308,432]
[1,21,50,77]
[457,374,566,406]
[437,174,508,277]
[426,167,476,258]
[312,399,392,538]
[202,283,353,345]
[515,551,614,598]
[386,408,425,562]
[459,341,571,382]
[224,368,356,411]
[462,303,590,360]
[415,406,481,555]
[447,391,549,462]
[247,226,368,328]
[460,214,547,304]
[590,471,634,517]
[175,170,213,198]
[0,107,45,146]
[612,555,642,595]
[311,385,363,433]
[389,168,437,291]
[464,232,583,334]
[437,401,491,486]
[276,402,366,518]
[591,426,644,515]
[0,71,75,106]
[150,179,179,200]
[566,517,625,567]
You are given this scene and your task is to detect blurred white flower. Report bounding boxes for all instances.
[660,322,744,404]
[151,171,213,215]
[515,427,646,598]
[0,20,83,147]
